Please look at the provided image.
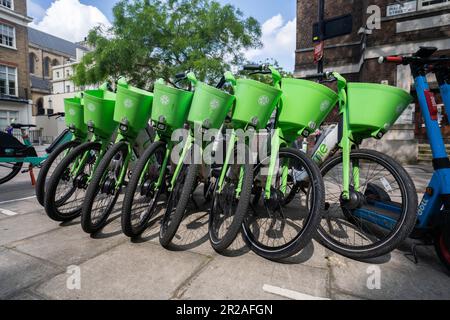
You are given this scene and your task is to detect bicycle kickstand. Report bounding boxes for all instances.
[405,243,429,265]
[29,165,36,186]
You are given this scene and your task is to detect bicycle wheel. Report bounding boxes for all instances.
[0,162,23,185]
[318,149,418,259]
[122,141,167,238]
[36,140,81,206]
[45,142,102,222]
[209,145,253,253]
[243,148,324,260]
[81,142,128,234]
[159,163,199,248]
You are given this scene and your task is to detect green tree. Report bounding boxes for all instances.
[73,0,262,89]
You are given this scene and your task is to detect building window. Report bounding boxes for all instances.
[56,71,60,78]
[52,59,59,67]
[43,57,51,77]
[0,65,17,96]
[0,23,15,48]
[0,0,13,10]
[36,97,45,116]
[29,53,36,74]
[418,0,450,10]
[0,110,19,130]
[66,85,71,93]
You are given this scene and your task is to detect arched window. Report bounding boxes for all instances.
[36,97,45,116]
[43,57,51,77]
[29,53,36,74]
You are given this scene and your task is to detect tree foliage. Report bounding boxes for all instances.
[73,0,263,89]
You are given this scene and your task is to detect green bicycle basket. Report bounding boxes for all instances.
[232,79,282,130]
[278,79,338,138]
[114,83,154,137]
[187,82,235,129]
[83,90,118,139]
[347,83,413,139]
[64,97,88,137]
[152,82,193,132]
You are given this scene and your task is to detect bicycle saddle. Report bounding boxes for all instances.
[11,123,37,129]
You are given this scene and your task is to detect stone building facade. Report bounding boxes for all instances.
[28,28,88,116]
[0,0,32,130]
[296,0,450,163]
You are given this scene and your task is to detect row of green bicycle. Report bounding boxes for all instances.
[37,64,418,261]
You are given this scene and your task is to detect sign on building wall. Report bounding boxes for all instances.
[387,1,417,17]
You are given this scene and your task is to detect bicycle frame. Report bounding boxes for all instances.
[413,70,450,228]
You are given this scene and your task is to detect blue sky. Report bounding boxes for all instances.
[28,0,297,70]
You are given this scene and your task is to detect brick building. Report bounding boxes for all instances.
[0,0,32,130]
[295,0,450,163]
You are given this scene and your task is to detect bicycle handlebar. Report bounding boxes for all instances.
[175,72,187,80]
[243,64,265,71]
[303,71,336,82]
[379,55,450,66]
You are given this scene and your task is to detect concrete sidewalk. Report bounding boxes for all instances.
[0,165,449,300]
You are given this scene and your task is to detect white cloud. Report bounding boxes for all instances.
[30,0,111,42]
[245,14,297,72]
[27,0,46,21]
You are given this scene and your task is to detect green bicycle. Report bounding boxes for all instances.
[35,95,90,206]
[208,66,284,253]
[158,72,236,248]
[44,85,119,222]
[80,79,154,234]
[121,72,197,238]
[314,72,418,259]
[233,65,333,260]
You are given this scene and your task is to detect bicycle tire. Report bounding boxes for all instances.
[0,162,23,185]
[318,149,418,259]
[81,141,128,234]
[121,141,167,237]
[45,142,101,222]
[243,148,324,260]
[159,164,199,248]
[36,140,81,206]
[209,151,253,253]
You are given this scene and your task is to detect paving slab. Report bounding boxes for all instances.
[0,213,60,246]
[9,220,127,267]
[328,247,450,300]
[179,252,330,300]
[0,198,42,216]
[36,242,210,300]
[0,248,61,299]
